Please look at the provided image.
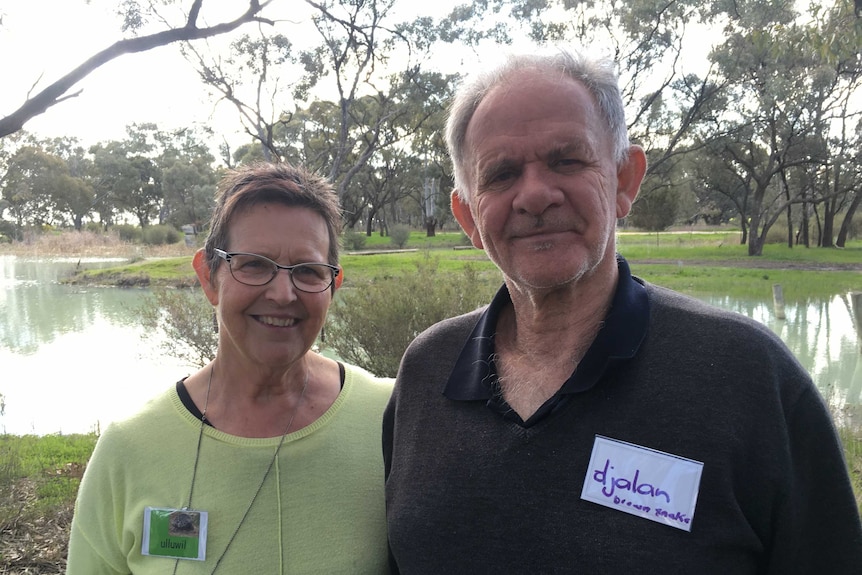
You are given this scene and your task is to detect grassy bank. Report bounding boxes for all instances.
[0,433,97,573]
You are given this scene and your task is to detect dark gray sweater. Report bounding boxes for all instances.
[383,281,862,574]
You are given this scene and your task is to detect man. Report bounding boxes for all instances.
[382,49,862,573]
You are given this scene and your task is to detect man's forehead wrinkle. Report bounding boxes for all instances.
[474,137,597,169]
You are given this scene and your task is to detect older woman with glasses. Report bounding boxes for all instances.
[68,162,393,574]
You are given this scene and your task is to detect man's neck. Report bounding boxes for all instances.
[493,266,618,420]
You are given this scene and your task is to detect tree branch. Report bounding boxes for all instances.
[0,0,275,139]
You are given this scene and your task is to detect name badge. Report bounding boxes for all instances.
[141,507,208,560]
[580,436,703,531]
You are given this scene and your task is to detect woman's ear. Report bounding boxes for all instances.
[192,249,219,306]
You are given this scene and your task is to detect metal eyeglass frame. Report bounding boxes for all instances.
[214,248,340,292]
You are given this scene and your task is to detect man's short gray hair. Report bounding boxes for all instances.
[445,49,630,202]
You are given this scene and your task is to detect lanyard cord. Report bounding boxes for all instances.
[173,363,309,575]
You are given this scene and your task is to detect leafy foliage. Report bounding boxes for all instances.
[325,257,499,377]
[139,287,217,368]
[389,224,411,248]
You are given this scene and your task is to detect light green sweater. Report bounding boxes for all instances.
[68,363,393,574]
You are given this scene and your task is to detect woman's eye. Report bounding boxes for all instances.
[294,265,324,279]
[239,257,268,270]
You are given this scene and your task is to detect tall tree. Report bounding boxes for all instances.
[1,146,67,234]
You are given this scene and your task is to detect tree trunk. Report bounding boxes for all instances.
[821,205,836,248]
[785,203,793,248]
[836,192,861,248]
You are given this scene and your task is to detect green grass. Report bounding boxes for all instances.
[619,232,862,263]
[629,264,860,301]
[340,249,499,282]
[67,256,198,287]
[0,433,97,515]
[88,256,193,281]
[840,428,862,515]
[353,230,469,250]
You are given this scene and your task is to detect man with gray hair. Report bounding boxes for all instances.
[383,48,862,573]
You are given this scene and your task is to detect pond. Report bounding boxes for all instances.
[1,255,860,435]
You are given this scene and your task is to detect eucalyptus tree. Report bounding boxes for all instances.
[0,0,280,139]
[183,29,301,162]
[802,1,862,248]
[186,0,464,207]
[264,66,455,233]
[40,137,97,231]
[1,146,68,233]
[89,135,163,229]
[686,140,755,242]
[705,0,859,254]
[154,127,219,229]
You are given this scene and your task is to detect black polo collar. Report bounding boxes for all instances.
[443,255,649,405]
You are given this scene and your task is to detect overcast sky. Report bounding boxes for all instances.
[0,0,481,152]
[1,0,735,153]
[1,1,241,146]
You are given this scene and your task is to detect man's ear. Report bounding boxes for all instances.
[334,267,343,290]
[451,190,484,250]
[616,145,647,219]
[192,249,219,306]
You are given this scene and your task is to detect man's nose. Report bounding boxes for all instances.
[511,166,564,216]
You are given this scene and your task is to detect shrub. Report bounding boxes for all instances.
[142,224,181,246]
[139,287,217,368]
[326,256,498,377]
[342,230,367,251]
[0,220,16,241]
[389,224,411,248]
[114,224,141,243]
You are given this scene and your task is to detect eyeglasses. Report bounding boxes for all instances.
[214,249,340,292]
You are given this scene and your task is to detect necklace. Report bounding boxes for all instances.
[173,363,310,575]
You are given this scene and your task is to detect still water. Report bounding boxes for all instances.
[1,255,861,435]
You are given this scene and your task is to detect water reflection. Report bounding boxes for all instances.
[1,255,860,435]
[0,256,137,354]
[699,294,862,410]
[1,255,191,435]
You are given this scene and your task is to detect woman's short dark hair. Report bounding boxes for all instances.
[201,162,342,282]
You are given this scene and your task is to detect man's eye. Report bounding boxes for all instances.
[483,170,516,187]
[554,158,583,169]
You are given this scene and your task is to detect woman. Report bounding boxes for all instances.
[68,163,393,574]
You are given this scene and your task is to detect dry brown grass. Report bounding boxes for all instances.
[0,479,72,575]
[0,230,195,259]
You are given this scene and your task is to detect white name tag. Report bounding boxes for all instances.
[580,436,703,531]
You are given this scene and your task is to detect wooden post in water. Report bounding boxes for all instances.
[772,284,786,320]
[851,291,862,353]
